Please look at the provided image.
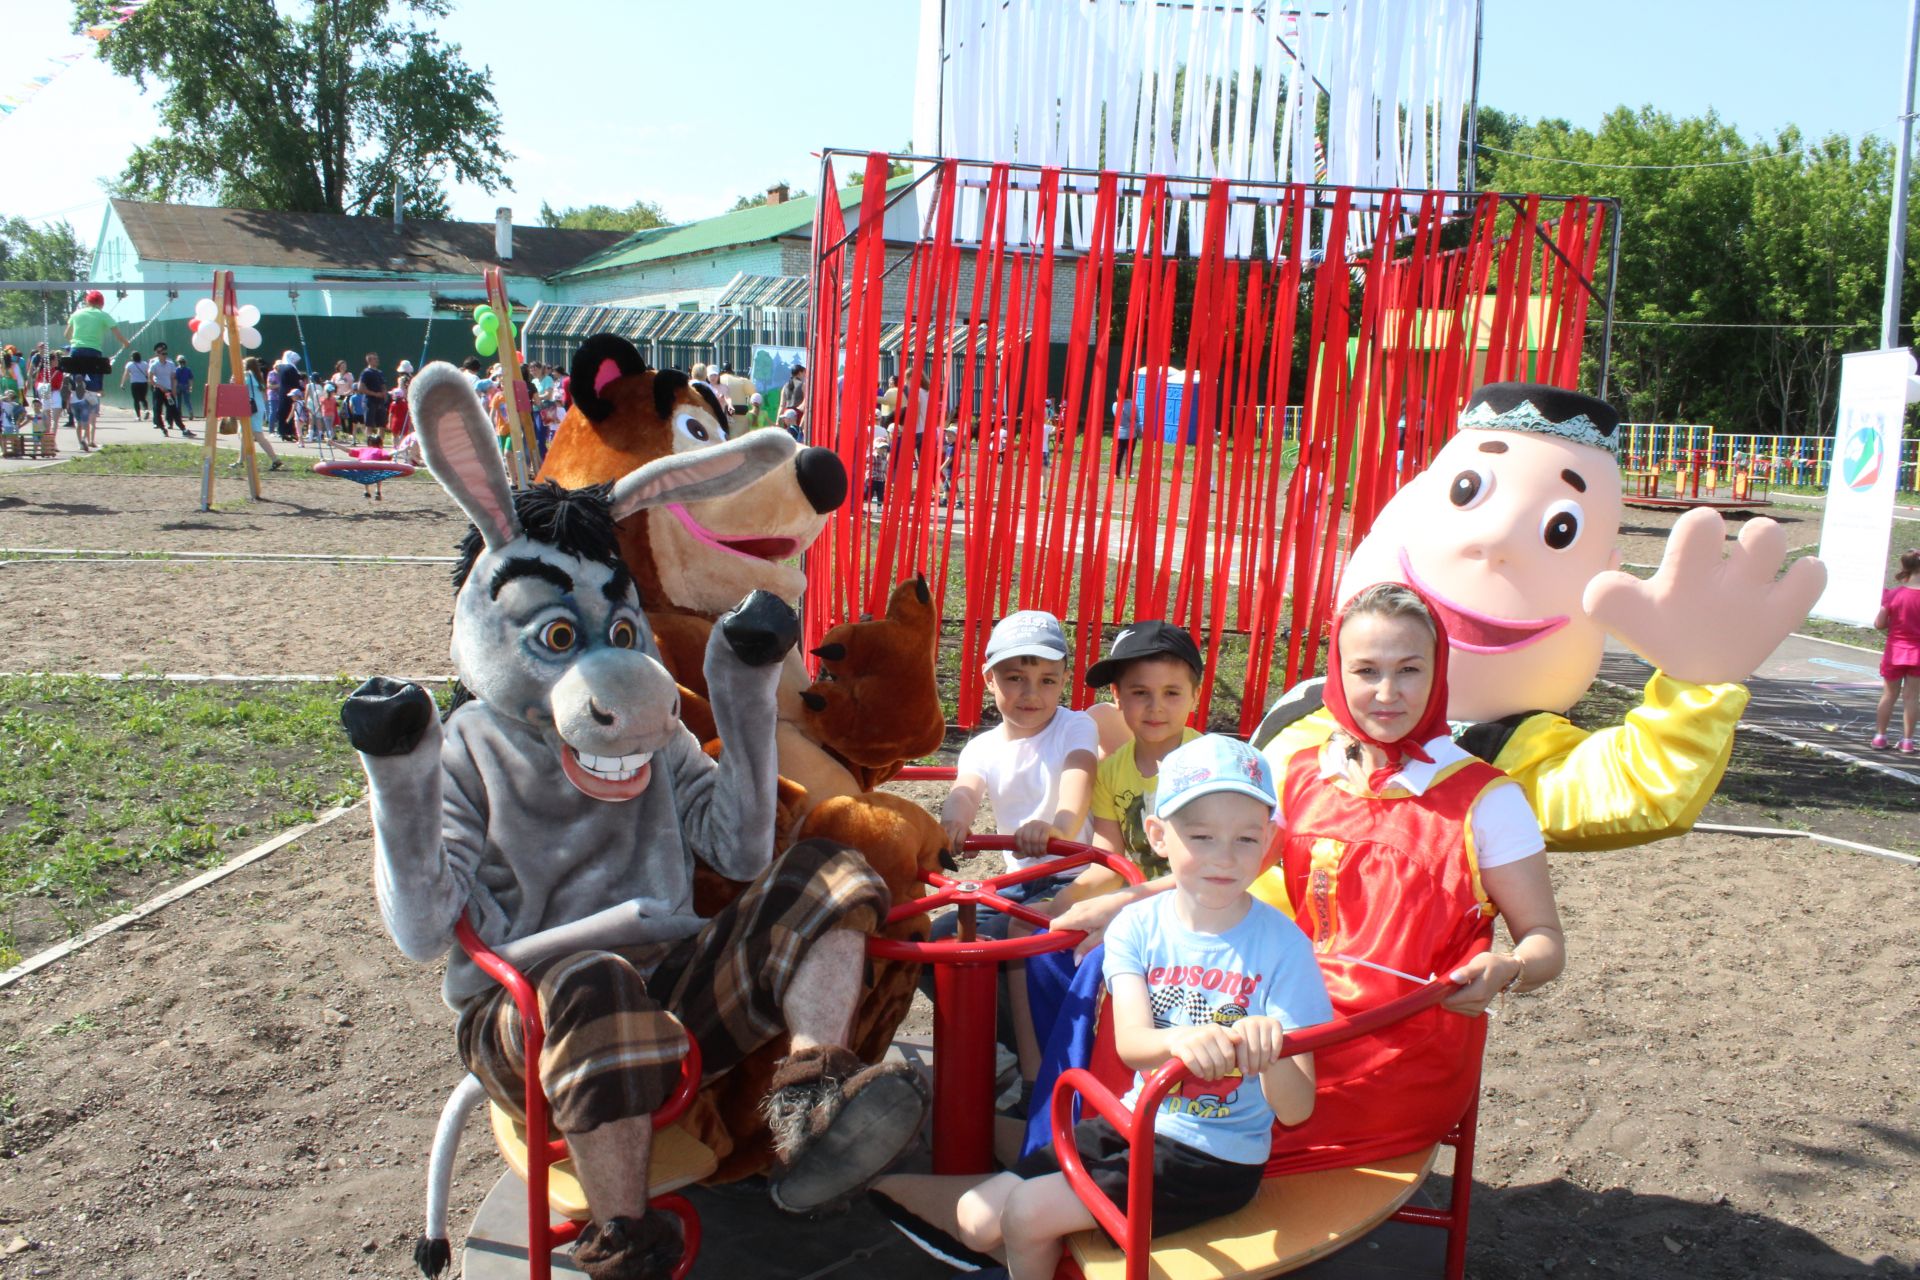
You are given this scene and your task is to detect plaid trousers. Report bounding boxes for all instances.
[456,839,887,1136]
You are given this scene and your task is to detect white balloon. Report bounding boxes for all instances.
[194,297,220,322]
[235,304,261,328]
[191,325,217,353]
[238,325,262,350]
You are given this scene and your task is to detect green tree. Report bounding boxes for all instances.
[1477,106,1920,434]
[0,220,89,327]
[75,0,510,217]
[538,198,671,232]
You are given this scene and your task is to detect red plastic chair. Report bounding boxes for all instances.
[454,916,707,1280]
[1049,974,1483,1280]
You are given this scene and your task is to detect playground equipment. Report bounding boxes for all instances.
[804,150,1616,734]
[423,915,709,1280]
[313,440,416,499]
[1052,975,1479,1280]
[194,271,265,510]
[868,834,1146,1174]
[481,267,541,488]
[1623,445,1774,512]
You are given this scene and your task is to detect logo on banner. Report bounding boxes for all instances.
[1841,413,1885,492]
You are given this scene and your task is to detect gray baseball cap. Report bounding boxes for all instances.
[984,610,1068,665]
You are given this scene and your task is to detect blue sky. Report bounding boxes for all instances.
[5,0,1915,242]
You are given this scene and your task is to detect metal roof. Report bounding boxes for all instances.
[108,199,624,279]
[716,273,810,310]
[553,174,916,280]
[525,302,742,344]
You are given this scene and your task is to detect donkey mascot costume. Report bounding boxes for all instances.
[343,363,927,1279]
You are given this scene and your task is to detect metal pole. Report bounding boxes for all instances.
[1881,0,1920,349]
[1464,0,1485,193]
[1599,198,1623,401]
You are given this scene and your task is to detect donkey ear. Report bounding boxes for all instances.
[569,334,649,424]
[610,428,796,520]
[411,362,520,550]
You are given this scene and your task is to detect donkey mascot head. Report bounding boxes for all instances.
[344,361,801,789]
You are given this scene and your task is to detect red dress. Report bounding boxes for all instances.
[1263,746,1509,1175]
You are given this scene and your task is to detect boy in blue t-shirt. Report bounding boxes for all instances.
[876,735,1332,1278]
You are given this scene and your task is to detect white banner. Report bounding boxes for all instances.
[1813,348,1915,626]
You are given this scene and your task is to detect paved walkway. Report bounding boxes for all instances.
[0,401,340,475]
[1601,632,1919,785]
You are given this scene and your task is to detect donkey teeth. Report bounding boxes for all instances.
[575,750,654,781]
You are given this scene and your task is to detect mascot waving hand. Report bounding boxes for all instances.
[343,365,926,1280]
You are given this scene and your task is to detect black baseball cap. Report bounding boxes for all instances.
[1085,621,1204,688]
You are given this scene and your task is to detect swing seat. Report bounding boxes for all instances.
[1050,979,1482,1280]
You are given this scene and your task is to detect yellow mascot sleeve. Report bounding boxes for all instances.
[1494,673,1747,852]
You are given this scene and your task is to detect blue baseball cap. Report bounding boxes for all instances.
[984,610,1068,665]
[1154,734,1278,819]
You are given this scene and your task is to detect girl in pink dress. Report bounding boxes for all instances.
[1873,549,1920,753]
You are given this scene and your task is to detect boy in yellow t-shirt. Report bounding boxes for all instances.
[1085,621,1205,878]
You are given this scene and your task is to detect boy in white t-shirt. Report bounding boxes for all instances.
[936,610,1100,1085]
[875,736,1333,1277]
[941,609,1099,916]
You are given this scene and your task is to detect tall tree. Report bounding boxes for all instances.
[0,220,89,328]
[539,199,670,233]
[75,0,510,218]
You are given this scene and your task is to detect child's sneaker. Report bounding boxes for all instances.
[1901,739,1916,754]
[1872,734,1890,749]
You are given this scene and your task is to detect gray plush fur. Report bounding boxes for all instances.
[358,363,789,1007]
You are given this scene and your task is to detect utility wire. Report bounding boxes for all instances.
[1610,319,1877,331]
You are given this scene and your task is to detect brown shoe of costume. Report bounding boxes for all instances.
[571,1211,684,1280]
[764,1045,929,1215]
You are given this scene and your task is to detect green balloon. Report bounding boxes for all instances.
[478,311,500,333]
[471,304,493,324]
[474,331,498,357]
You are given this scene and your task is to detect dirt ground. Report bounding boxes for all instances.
[2,461,1918,1279]
[1612,499,1822,570]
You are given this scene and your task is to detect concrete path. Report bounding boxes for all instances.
[1601,633,1919,785]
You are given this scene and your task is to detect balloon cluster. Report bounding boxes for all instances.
[471,304,516,359]
[188,297,262,353]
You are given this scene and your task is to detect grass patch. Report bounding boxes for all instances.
[0,674,367,967]
[56,442,327,477]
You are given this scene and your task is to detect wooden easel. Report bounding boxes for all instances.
[198,270,260,510]
[485,267,539,487]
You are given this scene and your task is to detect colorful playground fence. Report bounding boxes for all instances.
[804,150,1613,731]
[1619,424,1920,493]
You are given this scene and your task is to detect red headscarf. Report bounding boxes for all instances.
[1323,583,1453,791]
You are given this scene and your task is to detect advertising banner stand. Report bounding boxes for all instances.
[1813,348,1918,626]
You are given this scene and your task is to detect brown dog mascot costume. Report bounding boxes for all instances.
[538,334,947,1178]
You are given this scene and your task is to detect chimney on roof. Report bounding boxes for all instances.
[765,183,790,206]
[495,207,512,261]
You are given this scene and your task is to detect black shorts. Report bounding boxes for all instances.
[1013,1115,1264,1240]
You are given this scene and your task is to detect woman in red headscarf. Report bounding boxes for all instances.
[1252,580,1564,1173]
[1046,581,1563,1174]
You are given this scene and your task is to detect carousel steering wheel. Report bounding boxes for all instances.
[866,835,1145,1175]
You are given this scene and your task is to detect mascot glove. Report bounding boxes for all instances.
[341,677,438,757]
[718,589,801,668]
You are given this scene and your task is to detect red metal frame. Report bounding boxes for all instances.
[1049,972,1481,1280]
[455,916,704,1280]
[868,835,1143,1173]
